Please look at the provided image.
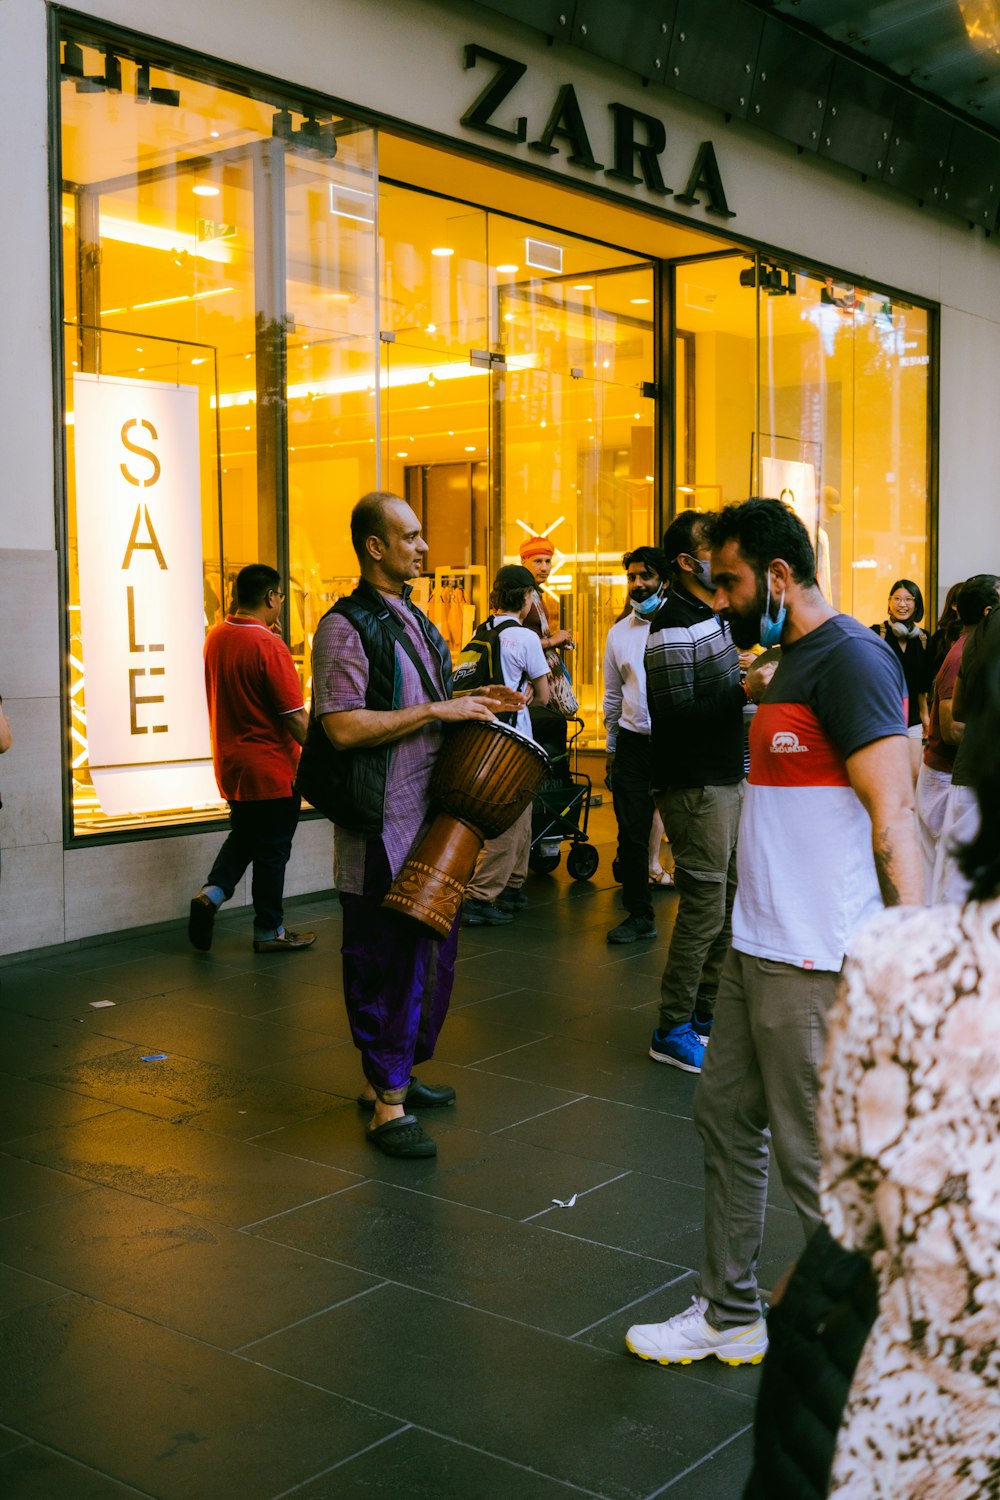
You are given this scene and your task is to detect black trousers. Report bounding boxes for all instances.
[206,794,301,933]
[610,729,655,922]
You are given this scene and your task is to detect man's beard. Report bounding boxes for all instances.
[727,570,770,650]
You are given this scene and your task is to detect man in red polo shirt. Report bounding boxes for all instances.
[188,564,315,955]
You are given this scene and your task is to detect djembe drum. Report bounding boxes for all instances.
[382,718,549,938]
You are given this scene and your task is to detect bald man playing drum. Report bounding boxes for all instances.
[311,492,506,1160]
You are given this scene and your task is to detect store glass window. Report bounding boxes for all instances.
[759,269,929,624]
[57,23,933,839]
[674,253,931,625]
[59,27,375,835]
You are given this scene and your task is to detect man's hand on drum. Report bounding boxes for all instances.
[434,694,500,723]
[479,684,528,714]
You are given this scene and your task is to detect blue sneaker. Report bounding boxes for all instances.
[649,1023,703,1073]
[691,1013,713,1045]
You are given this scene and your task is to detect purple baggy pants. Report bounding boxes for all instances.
[339,840,460,1103]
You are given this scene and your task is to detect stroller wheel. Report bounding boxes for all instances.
[529,847,561,875]
[566,843,600,881]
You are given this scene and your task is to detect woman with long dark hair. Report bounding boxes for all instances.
[928,578,963,678]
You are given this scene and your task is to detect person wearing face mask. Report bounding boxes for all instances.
[870,580,932,781]
[642,512,773,1073]
[627,498,920,1374]
[603,546,671,944]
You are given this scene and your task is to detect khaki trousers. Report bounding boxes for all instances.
[655,782,742,1029]
[466,805,532,904]
[695,947,840,1328]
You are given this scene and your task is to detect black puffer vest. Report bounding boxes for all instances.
[319,580,452,836]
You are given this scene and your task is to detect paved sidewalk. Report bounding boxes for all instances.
[0,806,800,1499]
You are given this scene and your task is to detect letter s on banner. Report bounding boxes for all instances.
[73,373,219,816]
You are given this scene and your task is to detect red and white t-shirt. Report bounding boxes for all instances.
[204,616,304,801]
[733,614,907,972]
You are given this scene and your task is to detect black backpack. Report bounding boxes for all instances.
[452,616,524,724]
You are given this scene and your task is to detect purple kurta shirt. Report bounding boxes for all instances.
[311,590,447,895]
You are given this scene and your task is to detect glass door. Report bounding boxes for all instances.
[492,232,656,745]
[283,131,378,687]
[673,252,757,516]
[377,183,493,634]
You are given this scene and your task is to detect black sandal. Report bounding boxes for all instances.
[365,1113,437,1158]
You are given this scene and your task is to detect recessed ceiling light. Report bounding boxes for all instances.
[572,283,593,291]
[191,357,206,365]
[329,292,352,302]
[431,246,454,257]
[630,297,651,305]
[496,263,519,274]
[209,130,220,139]
[464,445,476,452]
[396,451,409,458]
[192,184,220,197]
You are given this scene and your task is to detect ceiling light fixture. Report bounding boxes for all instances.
[431,246,454,257]
[496,263,519,274]
[629,297,650,305]
[193,184,219,197]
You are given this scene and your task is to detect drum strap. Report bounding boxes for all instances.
[383,613,448,704]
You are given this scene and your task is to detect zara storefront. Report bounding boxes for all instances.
[3,0,999,956]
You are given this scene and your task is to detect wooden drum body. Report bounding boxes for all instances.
[382,719,549,938]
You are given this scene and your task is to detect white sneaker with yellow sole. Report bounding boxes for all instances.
[625,1296,767,1367]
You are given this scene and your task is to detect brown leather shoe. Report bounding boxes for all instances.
[252,929,317,954]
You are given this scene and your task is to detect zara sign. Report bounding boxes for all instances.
[460,43,735,219]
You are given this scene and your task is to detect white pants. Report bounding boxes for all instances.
[914,762,952,905]
[930,782,979,906]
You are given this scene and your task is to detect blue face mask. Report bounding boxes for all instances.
[682,554,713,588]
[759,588,787,647]
[631,589,662,618]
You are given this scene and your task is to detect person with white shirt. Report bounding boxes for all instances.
[604,547,670,944]
[463,565,550,926]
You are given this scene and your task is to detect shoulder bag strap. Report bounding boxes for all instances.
[381,611,447,703]
[331,591,446,704]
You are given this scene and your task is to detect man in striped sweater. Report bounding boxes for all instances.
[643,510,773,1073]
